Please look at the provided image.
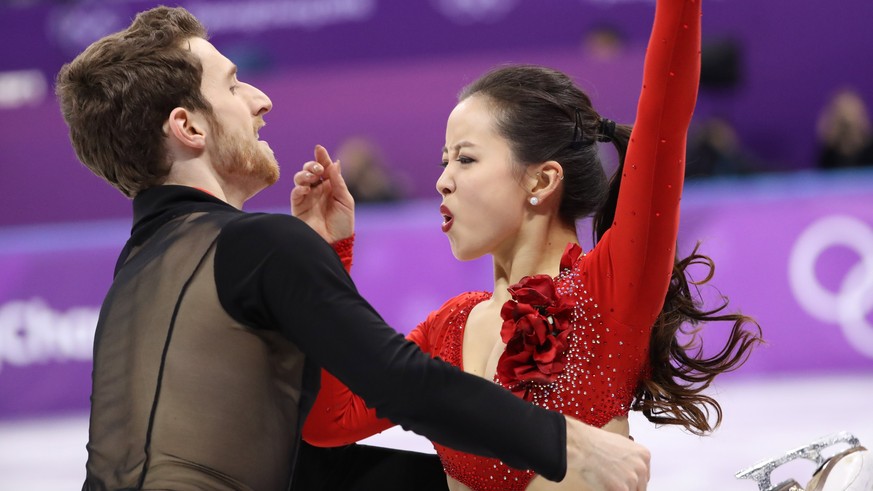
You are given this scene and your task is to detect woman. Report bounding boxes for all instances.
[292,0,761,489]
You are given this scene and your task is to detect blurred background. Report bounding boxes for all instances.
[1,0,872,489]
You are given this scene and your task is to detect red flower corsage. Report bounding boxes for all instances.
[495,244,582,400]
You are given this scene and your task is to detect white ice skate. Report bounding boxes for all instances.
[736,432,872,491]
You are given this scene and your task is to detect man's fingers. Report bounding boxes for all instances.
[643,456,651,488]
[641,446,651,482]
[634,447,650,491]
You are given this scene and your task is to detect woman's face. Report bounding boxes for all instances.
[437,95,529,261]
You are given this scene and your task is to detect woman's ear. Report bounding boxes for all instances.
[164,107,207,151]
[528,160,565,204]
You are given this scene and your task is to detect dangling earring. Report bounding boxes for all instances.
[529,196,539,206]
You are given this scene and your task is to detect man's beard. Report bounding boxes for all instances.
[209,121,280,187]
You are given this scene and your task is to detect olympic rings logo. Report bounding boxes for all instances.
[789,215,873,359]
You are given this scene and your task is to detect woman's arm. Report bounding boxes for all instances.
[302,311,441,446]
[590,0,702,328]
[302,290,482,446]
[302,369,394,446]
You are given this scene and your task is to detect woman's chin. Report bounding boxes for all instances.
[449,245,484,263]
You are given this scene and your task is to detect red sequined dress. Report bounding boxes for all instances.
[304,0,700,488]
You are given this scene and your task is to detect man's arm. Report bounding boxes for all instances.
[215,214,568,480]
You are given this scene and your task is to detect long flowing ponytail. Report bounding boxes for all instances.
[594,129,762,435]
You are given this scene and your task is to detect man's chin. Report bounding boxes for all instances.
[262,156,280,186]
[264,169,280,187]
[246,165,280,199]
[215,142,280,190]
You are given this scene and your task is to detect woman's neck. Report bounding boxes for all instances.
[490,220,579,304]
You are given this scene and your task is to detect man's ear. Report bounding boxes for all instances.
[164,107,207,150]
[528,160,565,203]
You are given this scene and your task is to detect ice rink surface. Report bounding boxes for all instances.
[1,373,870,491]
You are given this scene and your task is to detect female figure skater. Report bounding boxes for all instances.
[292,0,761,488]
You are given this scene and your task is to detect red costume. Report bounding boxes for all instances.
[304,0,701,488]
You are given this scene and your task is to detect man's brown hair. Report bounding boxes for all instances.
[56,6,213,197]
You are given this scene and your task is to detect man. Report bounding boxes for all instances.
[56,6,649,491]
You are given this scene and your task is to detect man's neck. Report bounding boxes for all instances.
[162,160,255,209]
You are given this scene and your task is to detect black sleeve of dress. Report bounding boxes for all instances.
[214,213,567,481]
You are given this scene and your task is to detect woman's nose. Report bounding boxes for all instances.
[436,167,453,196]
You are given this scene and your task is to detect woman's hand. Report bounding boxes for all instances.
[291,145,355,243]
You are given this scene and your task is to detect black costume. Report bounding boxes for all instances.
[82,186,565,491]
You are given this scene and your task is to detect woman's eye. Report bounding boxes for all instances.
[439,160,449,168]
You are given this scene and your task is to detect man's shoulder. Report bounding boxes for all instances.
[220,212,310,236]
[222,211,302,230]
[217,212,328,254]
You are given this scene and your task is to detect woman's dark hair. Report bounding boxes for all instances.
[460,64,762,435]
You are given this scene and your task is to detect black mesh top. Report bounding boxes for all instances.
[82,185,566,491]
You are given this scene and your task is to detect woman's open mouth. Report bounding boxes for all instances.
[440,205,453,233]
